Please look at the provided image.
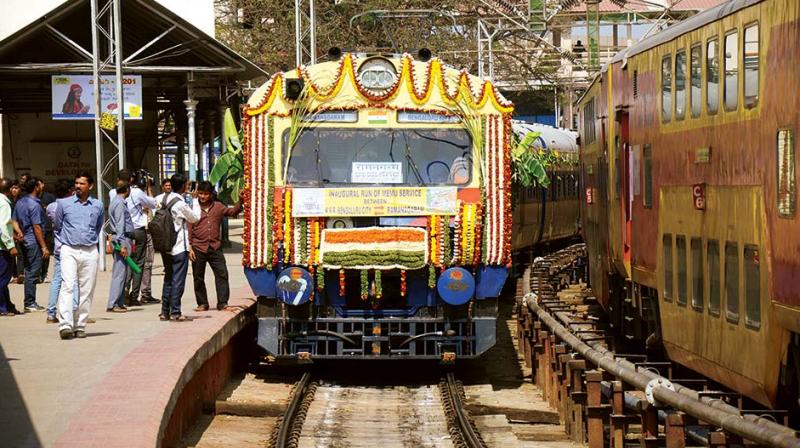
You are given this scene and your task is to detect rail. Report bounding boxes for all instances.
[516,244,800,448]
[440,372,487,448]
[272,372,315,448]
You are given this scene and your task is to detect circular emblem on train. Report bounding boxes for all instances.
[276,267,313,306]
[436,267,475,306]
[356,57,398,91]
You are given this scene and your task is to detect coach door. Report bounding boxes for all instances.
[619,110,632,265]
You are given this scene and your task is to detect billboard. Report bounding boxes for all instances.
[51,74,143,120]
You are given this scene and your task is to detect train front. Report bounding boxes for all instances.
[242,53,514,360]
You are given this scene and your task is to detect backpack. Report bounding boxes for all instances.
[150,196,182,253]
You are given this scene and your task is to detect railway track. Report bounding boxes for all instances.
[516,243,800,448]
[266,371,489,448]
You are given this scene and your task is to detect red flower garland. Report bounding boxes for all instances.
[339,269,346,297]
[503,114,513,267]
[400,270,407,297]
[241,114,252,266]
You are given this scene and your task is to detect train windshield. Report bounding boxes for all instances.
[283,128,472,186]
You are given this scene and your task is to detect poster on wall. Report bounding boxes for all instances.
[51,75,143,120]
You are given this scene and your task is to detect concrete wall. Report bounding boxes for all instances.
[0,0,216,42]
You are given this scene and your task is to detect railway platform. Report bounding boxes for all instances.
[0,221,255,448]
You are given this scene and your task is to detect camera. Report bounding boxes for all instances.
[131,169,154,189]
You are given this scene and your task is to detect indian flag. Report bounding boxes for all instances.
[320,226,428,270]
[367,110,389,125]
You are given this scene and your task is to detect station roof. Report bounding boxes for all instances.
[0,0,267,113]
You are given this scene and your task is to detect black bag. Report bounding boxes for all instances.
[150,196,181,253]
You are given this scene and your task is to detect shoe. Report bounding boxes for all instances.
[128,299,142,307]
[193,305,209,312]
[158,314,170,321]
[171,315,188,322]
[59,329,74,340]
[46,315,58,323]
[109,306,127,313]
[24,304,45,313]
[142,297,161,304]
[216,303,228,311]
[74,330,86,338]
[87,318,96,324]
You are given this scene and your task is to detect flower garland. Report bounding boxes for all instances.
[266,116,275,268]
[443,215,452,267]
[375,270,382,299]
[360,270,369,300]
[339,269,346,297]
[295,217,307,265]
[320,227,428,270]
[283,189,293,264]
[400,270,407,297]
[503,114,513,266]
[429,216,437,267]
[241,114,251,266]
[317,268,325,292]
[428,265,436,289]
[272,188,283,267]
[451,201,462,265]
[472,203,483,266]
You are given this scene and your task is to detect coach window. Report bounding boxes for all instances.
[663,234,673,301]
[777,129,796,218]
[662,55,672,122]
[706,38,719,114]
[708,239,721,316]
[744,244,761,329]
[690,45,702,118]
[691,237,704,311]
[725,241,739,323]
[724,30,739,111]
[675,50,687,120]
[676,235,688,306]
[744,23,759,107]
[643,145,652,208]
[615,137,621,200]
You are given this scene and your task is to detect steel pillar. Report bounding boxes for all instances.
[184,98,198,182]
[295,0,316,66]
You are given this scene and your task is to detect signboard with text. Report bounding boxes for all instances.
[292,187,458,217]
[51,74,143,120]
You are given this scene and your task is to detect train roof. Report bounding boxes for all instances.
[610,0,761,64]
[244,53,513,117]
[511,121,579,153]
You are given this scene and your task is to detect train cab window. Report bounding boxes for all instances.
[663,234,673,302]
[724,30,739,111]
[708,239,721,316]
[676,235,688,306]
[690,45,702,118]
[706,38,719,115]
[744,244,761,329]
[583,99,596,144]
[777,129,796,218]
[675,50,687,120]
[744,23,759,107]
[661,55,672,122]
[691,237,704,311]
[643,145,653,208]
[725,241,740,323]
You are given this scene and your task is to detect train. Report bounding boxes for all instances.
[577,0,800,409]
[240,51,579,360]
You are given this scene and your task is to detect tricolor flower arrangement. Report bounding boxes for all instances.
[319,227,428,270]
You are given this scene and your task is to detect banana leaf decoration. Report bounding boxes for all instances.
[511,130,550,188]
[209,108,244,204]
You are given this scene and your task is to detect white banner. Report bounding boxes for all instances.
[51,74,143,120]
[351,162,403,184]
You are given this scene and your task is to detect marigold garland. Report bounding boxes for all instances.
[400,270,407,297]
[266,116,275,268]
[360,269,369,300]
[339,269,346,297]
[428,265,436,289]
[272,189,283,266]
[452,202,462,265]
[283,189,293,264]
[375,270,382,299]
[241,114,251,266]
[443,215,452,267]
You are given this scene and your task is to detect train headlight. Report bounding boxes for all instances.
[276,267,314,305]
[356,57,398,92]
[436,267,475,306]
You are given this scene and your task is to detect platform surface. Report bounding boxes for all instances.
[0,220,253,448]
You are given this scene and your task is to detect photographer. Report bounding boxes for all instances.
[122,169,157,306]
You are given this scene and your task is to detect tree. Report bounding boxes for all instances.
[213,0,559,87]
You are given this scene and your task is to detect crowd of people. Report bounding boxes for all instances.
[0,170,244,340]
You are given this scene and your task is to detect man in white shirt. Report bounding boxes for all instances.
[0,178,19,315]
[124,173,156,306]
[157,174,199,321]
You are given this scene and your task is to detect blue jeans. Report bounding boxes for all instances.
[21,243,42,307]
[161,251,188,317]
[0,250,15,313]
[47,255,79,317]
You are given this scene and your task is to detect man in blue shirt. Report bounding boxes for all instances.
[107,181,133,312]
[12,177,49,311]
[54,172,104,340]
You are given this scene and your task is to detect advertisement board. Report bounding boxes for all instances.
[293,187,458,217]
[51,74,143,120]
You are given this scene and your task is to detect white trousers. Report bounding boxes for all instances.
[57,245,99,331]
